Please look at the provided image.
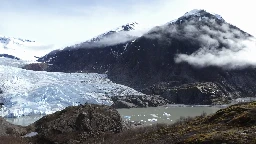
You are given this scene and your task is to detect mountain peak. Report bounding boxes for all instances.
[69,22,140,48]
[183,9,203,17]
[182,9,225,21]
[87,22,139,43]
[0,35,36,48]
[169,9,225,25]
[114,22,139,32]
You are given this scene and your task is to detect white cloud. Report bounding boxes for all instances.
[174,19,256,69]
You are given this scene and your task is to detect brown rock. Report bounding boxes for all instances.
[33,104,122,143]
[22,63,48,71]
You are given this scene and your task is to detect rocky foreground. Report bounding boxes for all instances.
[1,102,256,143]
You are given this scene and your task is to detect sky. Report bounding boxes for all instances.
[0,0,255,49]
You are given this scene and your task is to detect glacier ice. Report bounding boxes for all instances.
[0,58,143,118]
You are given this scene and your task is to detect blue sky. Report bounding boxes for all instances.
[0,0,255,48]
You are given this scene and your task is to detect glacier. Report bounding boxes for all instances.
[0,58,143,118]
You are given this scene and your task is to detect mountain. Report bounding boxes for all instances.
[0,35,53,61]
[39,9,256,105]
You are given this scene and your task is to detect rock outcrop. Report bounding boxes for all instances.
[145,82,231,105]
[22,63,48,71]
[33,104,123,143]
[0,117,27,137]
[111,95,168,108]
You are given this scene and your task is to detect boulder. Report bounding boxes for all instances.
[33,104,122,143]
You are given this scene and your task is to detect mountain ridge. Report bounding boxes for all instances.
[71,22,141,49]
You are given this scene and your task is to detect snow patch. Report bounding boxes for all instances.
[183,9,202,17]
[214,14,225,21]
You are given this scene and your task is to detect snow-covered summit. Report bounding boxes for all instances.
[112,22,139,32]
[86,22,140,43]
[183,9,224,21]
[183,9,203,17]
[69,22,141,49]
[169,9,225,24]
[0,35,54,62]
[0,35,36,48]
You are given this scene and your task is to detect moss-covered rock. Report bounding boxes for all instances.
[33,104,122,143]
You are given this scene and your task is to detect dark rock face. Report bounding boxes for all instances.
[161,82,231,105]
[112,100,136,108]
[33,104,122,143]
[22,63,48,71]
[0,88,2,94]
[39,10,256,104]
[111,95,168,108]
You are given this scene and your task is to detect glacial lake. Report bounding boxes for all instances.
[117,105,223,125]
[4,105,224,126]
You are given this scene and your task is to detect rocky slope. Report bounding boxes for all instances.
[111,95,168,108]
[143,82,232,105]
[39,9,256,105]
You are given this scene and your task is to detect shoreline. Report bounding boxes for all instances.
[4,104,223,126]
